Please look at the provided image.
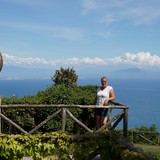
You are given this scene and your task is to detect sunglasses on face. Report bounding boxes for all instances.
[101,81,107,82]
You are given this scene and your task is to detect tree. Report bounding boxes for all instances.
[51,67,78,86]
[136,124,158,132]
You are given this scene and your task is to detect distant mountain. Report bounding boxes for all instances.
[111,67,160,79]
[116,67,144,73]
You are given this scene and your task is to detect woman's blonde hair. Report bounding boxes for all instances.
[101,76,108,81]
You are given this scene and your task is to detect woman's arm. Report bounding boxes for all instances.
[104,88,115,105]
[108,88,115,101]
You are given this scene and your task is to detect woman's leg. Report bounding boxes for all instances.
[96,116,101,129]
[96,108,103,129]
[100,108,108,127]
[97,116,107,129]
[101,116,107,126]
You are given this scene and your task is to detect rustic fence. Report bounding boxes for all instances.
[129,130,160,145]
[0,101,158,160]
[0,101,129,137]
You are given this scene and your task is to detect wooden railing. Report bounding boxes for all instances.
[129,130,160,145]
[0,102,129,137]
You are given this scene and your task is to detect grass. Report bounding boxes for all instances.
[134,143,160,159]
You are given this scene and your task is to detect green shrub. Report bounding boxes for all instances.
[1,85,98,134]
[0,131,150,160]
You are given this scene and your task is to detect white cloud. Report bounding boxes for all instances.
[65,57,106,65]
[100,14,119,25]
[81,0,160,25]
[81,0,98,15]
[2,52,160,68]
[3,54,56,67]
[0,21,83,41]
[124,52,160,66]
[98,31,112,39]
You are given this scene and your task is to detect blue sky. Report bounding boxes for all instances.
[1,0,160,80]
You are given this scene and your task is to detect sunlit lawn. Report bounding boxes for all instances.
[134,143,160,159]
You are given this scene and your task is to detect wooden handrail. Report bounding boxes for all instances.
[0,103,129,137]
[0,104,128,109]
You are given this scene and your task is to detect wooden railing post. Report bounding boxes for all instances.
[123,108,128,138]
[62,108,66,131]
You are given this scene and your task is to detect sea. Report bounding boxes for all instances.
[0,78,160,131]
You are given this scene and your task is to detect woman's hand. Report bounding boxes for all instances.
[104,99,109,106]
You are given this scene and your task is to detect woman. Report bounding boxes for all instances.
[96,77,115,129]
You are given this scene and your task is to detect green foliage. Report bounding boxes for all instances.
[1,85,98,134]
[136,124,158,132]
[128,125,159,145]
[0,131,149,160]
[0,131,72,160]
[35,84,98,133]
[51,67,78,86]
[1,96,39,134]
[35,84,96,133]
[135,144,160,160]
[2,95,41,105]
